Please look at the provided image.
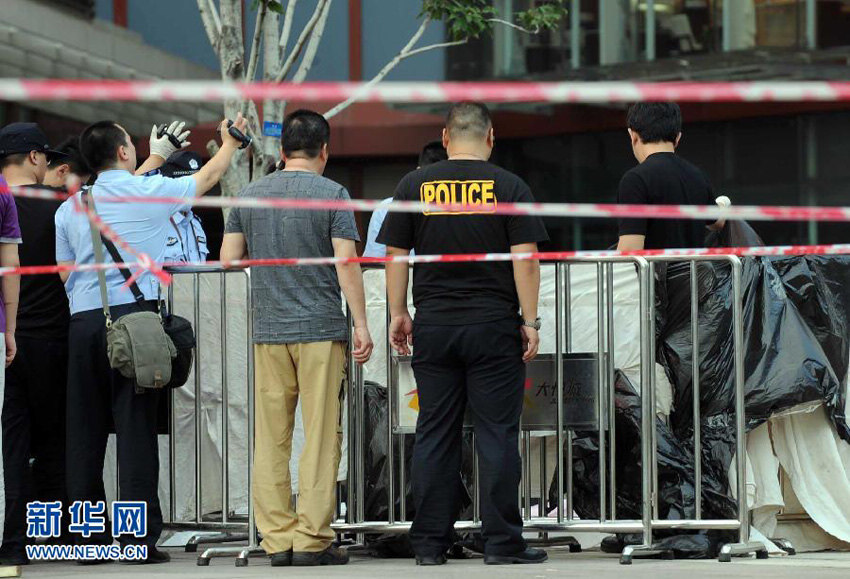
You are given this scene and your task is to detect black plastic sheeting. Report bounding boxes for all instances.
[551,254,850,557]
[659,256,850,450]
[548,371,737,524]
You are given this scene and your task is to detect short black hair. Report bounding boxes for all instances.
[282,109,330,159]
[0,153,29,171]
[446,101,492,140]
[80,121,129,172]
[627,103,682,144]
[51,136,92,177]
[418,141,447,167]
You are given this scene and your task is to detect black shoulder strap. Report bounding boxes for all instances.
[82,190,146,305]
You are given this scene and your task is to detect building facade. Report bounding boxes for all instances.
[1,0,849,250]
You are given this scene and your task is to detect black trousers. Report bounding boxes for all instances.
[1,336,68,557]
[66,302,163,548]
[409,318,526,557]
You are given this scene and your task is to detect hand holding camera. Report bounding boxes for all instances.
[218,113,251,150]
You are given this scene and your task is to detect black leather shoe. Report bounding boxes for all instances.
[292,546,349,566]
[269,550,293,567]
[122,547,171,565]
[484,547,548,565]
[0,552,28,566]
[416,554,447,566]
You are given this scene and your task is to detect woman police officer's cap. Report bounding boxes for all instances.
[160,151,202,178]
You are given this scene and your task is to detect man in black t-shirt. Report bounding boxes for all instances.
[617,103,723,251]
[377,102,549,566]
[0,125,82,565]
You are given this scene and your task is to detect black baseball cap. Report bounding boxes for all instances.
[160,151,202,178]
[0,122,68,161]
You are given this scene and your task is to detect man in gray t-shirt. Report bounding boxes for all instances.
[221,110,372,567]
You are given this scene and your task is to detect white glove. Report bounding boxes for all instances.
[715,195,731,207]
[150,121,191,159]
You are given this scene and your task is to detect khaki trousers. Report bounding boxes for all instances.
[252,341,345,554]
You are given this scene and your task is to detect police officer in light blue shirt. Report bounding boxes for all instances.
[362,141,446,257]
[55,115,248,563]
[160,151,209,263]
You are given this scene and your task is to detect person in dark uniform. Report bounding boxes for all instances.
[0,124,76,566]
[377,102,549,566]
[617,102,723,251]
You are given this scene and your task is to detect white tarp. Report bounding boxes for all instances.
[746,396,850,551]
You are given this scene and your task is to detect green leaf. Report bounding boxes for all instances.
[517,0,568,32]
[421,0,495,40]
[420,0,566,40]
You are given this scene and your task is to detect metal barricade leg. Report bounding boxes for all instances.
[196,270,264,566]
[621,259,672,565]
[188,273,243,554]
[718,258,769,563]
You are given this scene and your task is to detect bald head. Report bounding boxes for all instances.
[446,102,492,141]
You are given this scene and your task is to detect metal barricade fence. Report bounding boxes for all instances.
[338,256,770,565]
[336,259,655,544]
[180,257,772,567]
[629,255,769,563]
[153,267,264,567]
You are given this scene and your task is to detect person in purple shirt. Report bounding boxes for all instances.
[0,177,22,366]
[0,175,22,573]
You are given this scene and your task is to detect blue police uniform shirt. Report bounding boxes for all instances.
[363,197,393,258]
[363,197,414,259]
[55,169,197,315]
[164,209,209,263]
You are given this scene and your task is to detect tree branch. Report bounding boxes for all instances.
[275,0,328,82]
[219,0,245,80]
[197,0,222,53]
[263,6,281,79]
[245,0,269,81]
[207,0,222,32]
[487,17,540,35]
[402,38,468,59]
[325,18,467,120]
[292,0,332,82]
[277,0,299,65]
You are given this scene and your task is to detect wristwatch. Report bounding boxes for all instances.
[522,317,542,331]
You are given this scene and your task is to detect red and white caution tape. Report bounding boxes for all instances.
[2,79,850,104]
[68,194,171,285]
[0,181,171,284]
[8,184,850,223]
[1,244,848,279]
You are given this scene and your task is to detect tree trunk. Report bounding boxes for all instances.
[214,0,249,199]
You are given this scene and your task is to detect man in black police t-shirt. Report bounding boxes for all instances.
[378,102,549,566]
[617,103,722,251]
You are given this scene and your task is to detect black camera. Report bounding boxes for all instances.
[219,120,252,150]
[156,124,184,149]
